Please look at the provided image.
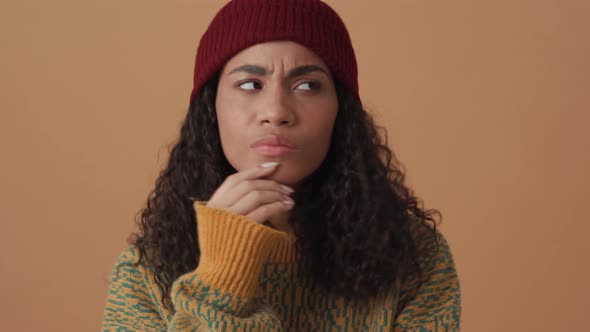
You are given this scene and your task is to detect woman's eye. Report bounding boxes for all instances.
[296,81,321,91]
[238,81,262,90]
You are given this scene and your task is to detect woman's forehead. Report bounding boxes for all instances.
[221,41,330,74]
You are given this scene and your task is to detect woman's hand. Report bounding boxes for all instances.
[206,162,295,225]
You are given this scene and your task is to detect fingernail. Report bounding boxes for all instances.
[260,162,279,168]
[280,185,294,193]
[282,199,295,205]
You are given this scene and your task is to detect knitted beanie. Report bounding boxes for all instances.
[189,0,360,105]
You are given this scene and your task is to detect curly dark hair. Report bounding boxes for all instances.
[127,70,442,312]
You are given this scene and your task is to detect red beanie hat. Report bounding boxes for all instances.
[189,0,360,105]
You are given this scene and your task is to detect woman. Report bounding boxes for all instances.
[101,0,462,331]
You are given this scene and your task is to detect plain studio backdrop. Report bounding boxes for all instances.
[1,0,588,331]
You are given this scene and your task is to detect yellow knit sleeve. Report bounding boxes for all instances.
[168,202,288,330]
[101,202,289,331]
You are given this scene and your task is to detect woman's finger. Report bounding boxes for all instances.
[223,162,280,191]
[245,200,295,224]
[229,190,294,219]
[208,162,280,208]
[220,179,294,208]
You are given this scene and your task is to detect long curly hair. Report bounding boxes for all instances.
[128,70,442,312]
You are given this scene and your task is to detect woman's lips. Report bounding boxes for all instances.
[250,134,297,156]
[252,144,295,156]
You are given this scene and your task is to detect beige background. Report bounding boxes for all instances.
[1,0,588,331]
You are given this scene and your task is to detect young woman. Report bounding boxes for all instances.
[101,0,462,331]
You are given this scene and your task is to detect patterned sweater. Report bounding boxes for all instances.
[101,202,461,331]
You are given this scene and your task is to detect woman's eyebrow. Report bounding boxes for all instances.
[227,64,329,78]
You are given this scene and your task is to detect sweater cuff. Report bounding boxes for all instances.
[193,202,290,299]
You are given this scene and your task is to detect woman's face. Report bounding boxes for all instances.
[215,41,338,186]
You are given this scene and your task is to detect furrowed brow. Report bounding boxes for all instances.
[227,64,269,76]
[286,65,329,79]
[227,64,328,78]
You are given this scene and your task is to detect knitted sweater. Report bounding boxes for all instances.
[101,202,461,331]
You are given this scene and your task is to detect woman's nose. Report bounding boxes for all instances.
[257,87,297,127]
